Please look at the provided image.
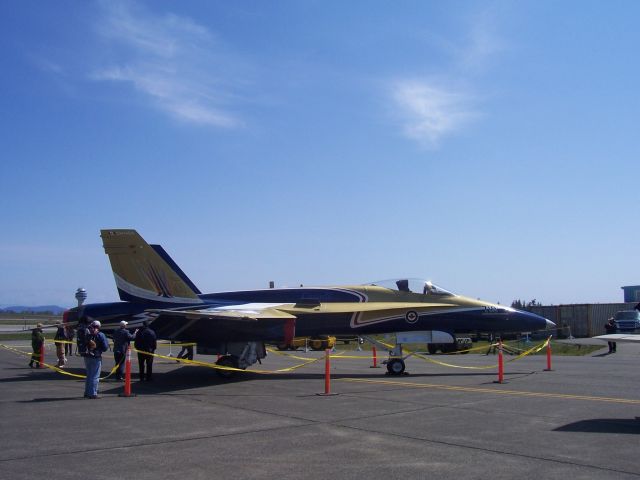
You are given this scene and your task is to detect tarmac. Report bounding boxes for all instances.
[1,339,639,480]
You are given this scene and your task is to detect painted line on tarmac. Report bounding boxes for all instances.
[339,378,640,405]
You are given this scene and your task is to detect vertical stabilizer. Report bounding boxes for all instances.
[100,229,203,304]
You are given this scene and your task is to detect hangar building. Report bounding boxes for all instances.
[525,285,639,338]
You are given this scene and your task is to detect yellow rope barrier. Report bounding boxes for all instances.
[134,347,325,375]
[1,343,122,379]
[2,335,554,379]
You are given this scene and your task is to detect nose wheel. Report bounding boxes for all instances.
[386,358,406,375]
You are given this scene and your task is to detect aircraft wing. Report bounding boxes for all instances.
[146,301,458,342]
[150,301,455,320]
[148,304,297,322]
[593,334,640,344]
[146,304,299,344]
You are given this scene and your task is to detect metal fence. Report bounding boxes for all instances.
[528,303,637,338]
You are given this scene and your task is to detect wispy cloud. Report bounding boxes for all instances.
[392,80,478,147]
[91,1,242,128]
[390,8,503,146]
[457,10,505,73]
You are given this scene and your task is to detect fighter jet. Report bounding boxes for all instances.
[64,229,553,376]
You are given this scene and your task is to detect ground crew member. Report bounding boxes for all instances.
[112,320,137,381]
[134,321,157,381]
[82,320,109,399]
[604,317,617,353]
[29,323,45,368]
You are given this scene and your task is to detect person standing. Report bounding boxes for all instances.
[604,317,617,353]
[134,321,157,381]
[29,323,45,368]
[64,323,74,358]
[82,320,109,399]
[54,322,67,368]
[112,321,136,381]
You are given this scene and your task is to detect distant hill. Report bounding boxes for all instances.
[0,305,67,315]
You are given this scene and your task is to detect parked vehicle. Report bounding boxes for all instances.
[335,335,364,345]
[276,335,336,351]
[613,310,640,332]
[427,336,473,354]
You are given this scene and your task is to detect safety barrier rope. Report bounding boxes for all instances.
[1,336,553,378]
[136,347,325,374]
[0,341,330,377]
[0,342,121,379]
[367,337,552,370]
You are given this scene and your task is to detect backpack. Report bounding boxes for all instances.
[76,326,90,355]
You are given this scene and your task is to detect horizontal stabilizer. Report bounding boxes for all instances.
[148,304,297,322]
[593,334,640,343]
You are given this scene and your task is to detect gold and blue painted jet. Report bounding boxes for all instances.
[64,229,554,376]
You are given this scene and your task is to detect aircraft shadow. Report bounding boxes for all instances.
[0,368,86,384]
[0,363,536,397]
[17,396,83,403]
[97,366,534,396]
[554,418,640,435]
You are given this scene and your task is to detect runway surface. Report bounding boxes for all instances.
[1,340,638,479]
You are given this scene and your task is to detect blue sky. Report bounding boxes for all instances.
[1,0,638,308]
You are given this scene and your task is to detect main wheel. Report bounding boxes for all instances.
[386,358,406,375]
[427,344,438,355]
[215,355,239,379]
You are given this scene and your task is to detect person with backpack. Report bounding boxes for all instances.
[75,318,88,356]
[81,320,109,399]
[134,321,157,381]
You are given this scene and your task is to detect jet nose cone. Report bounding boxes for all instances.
[545,319,556,330]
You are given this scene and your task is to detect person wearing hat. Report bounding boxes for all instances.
[29,323,45,368]
[112,320,137,381]
[83,320,109,399]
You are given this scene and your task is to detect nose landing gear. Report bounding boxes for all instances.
[386,358,406,375]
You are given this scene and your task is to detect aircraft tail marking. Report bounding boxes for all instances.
[100,229,203,304]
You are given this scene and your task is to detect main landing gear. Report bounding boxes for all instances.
[207,341,266,379]
[215,355,239,379]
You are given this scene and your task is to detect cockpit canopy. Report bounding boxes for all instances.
[364,278,455,296]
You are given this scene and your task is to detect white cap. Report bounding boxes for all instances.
[120,320,128,327]
[90,320,101,328]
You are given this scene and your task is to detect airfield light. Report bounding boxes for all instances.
[75,288,87,307]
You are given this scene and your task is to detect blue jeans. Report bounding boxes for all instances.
[84,356,102,397]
